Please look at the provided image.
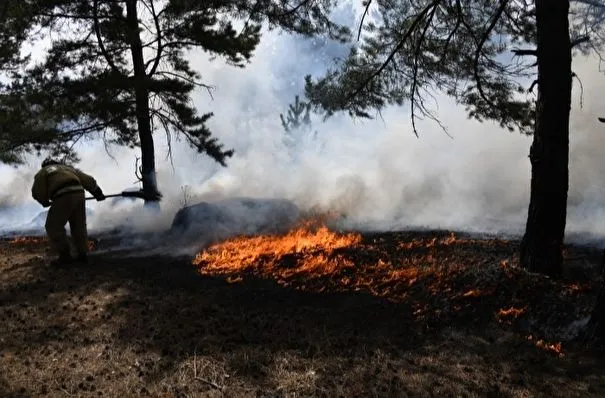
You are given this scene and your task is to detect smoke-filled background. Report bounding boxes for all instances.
[1,2,605,244]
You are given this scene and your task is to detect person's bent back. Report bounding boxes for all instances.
[31,158,106,267]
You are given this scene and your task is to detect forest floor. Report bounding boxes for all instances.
[1,228,605,397]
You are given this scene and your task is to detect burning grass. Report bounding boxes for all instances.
[528,335,564,357]
[192,224,516,304]
[192,223,600,339]
[192,223,458,300]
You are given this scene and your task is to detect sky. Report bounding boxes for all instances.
[2,2,605,244]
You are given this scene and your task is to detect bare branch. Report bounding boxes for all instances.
[512,48,538,56]
[37,12,123,21]
[344,0,441,106]
[155,71,216,98]
[571,35,590,48]
[147,0,163,77]
[278,0,315,17]
[411,3,438,137]
[357,0,372,41]
[471,0,510,111]
[440,3,462,63]
[572,71,584,108]
[93,0,122,76]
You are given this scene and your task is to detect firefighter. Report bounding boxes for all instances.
[31,158,106,266]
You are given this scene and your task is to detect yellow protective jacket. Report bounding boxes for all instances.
[31,164,100,206]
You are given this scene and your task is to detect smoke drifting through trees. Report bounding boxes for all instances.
[1,3,605,248]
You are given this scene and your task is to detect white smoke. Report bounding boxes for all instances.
[1,3,605,247]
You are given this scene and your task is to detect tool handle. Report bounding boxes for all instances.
[85,193,123,201]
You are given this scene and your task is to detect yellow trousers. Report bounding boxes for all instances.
[45,190,88,256]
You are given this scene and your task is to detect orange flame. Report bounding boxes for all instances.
[193,223,362,274]
[191,223,474,303]
[496,306,527,325]
[527,335,563,356]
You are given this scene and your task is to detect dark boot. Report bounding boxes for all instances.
[49,250,74,268]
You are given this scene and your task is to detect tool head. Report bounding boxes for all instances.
[85,190,162,201]
[121,190,162,201]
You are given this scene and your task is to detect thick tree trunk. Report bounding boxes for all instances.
[126,0,161,204]
[520,0,571,277]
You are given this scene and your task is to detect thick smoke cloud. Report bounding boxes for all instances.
[1,3,605,248]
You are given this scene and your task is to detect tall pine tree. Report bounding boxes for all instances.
[304,0,599,277]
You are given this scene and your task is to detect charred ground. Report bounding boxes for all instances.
[1,229,605,397]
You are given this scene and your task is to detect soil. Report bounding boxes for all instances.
[1,229,605,397]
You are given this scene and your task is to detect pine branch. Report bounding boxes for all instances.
[344,0,441,107]
[411,3,438,137]
[93,0,122,76]
[471,0,510,112]
[147,0,163,76]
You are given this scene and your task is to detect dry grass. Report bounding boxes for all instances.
[0,231,604,397]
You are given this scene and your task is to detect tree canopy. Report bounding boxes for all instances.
[0,0,349,169]
[303,1,546,136]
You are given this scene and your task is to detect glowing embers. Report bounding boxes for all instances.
[6,236,96,251]
[497,306,528,325]
[8,236,47,245]
[527,335,563,356]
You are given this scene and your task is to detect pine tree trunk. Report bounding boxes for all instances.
[126,0,161,204]
[520,0,571,277]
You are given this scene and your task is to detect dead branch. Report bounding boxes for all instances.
[471,0,510,111]
[512,48,538,57]
[357,0,372,41]
[571,35,590,48]
[440,3,462,63]
[193,347,224,393]
[411,4,438,137]
[572,72,584,109]
[528,79,538,93]
[93,0,122,76]
[278,0,315,17]
[134,156,143,184]
[155,71,216,99]
[147,0,163,76]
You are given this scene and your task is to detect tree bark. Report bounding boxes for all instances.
[126,0,161,204]
[520,0,571,277]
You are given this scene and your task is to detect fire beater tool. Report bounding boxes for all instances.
[85,190,149,201]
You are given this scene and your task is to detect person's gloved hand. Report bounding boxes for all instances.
[93,187,106,201]
[42,201,51,208]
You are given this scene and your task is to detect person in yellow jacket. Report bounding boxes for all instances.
[31,158,106,267]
